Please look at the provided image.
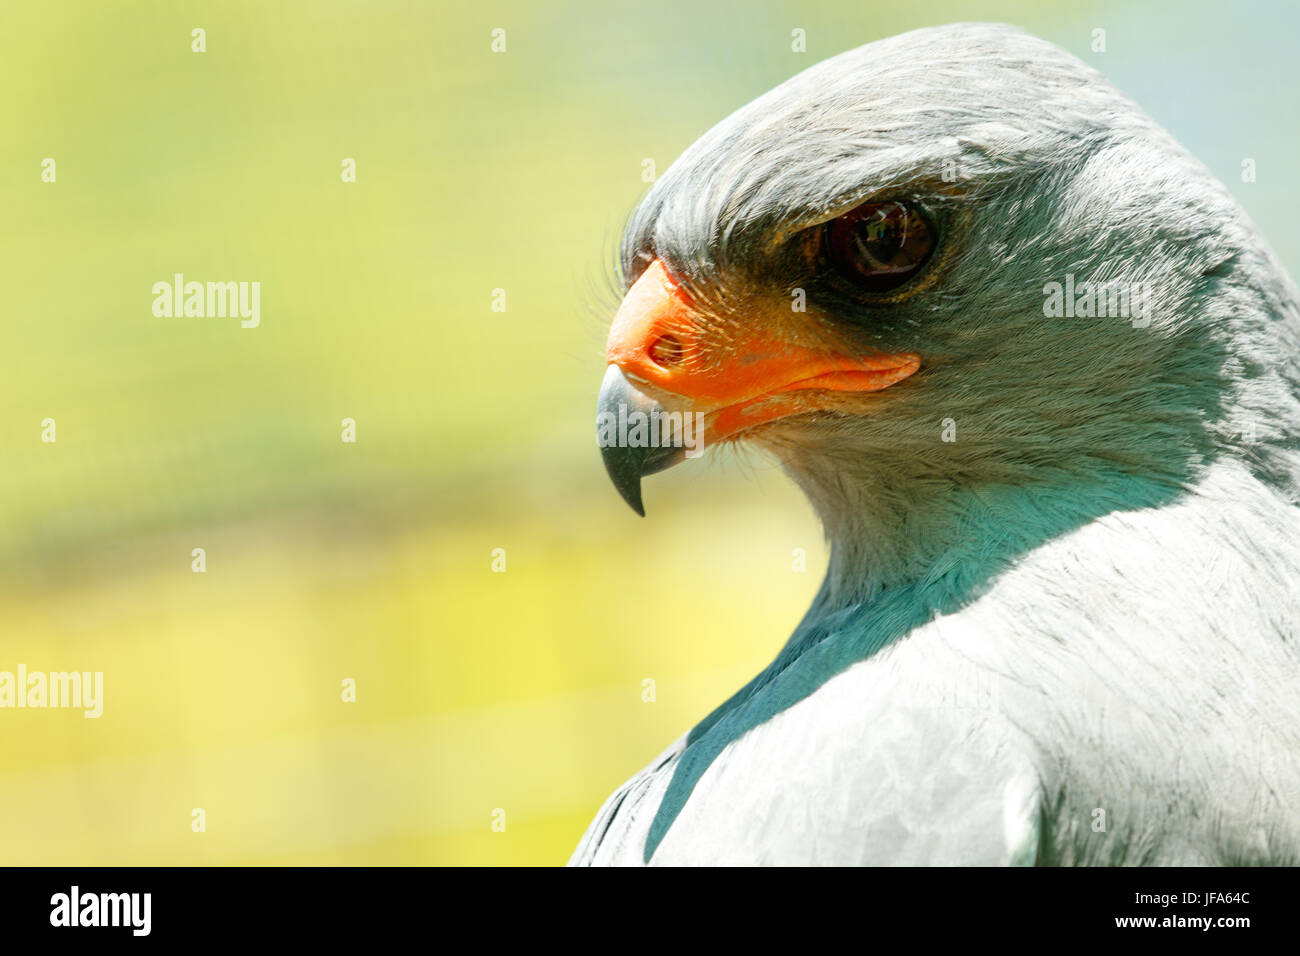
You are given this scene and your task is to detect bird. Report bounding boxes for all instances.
[574,22,1300,866]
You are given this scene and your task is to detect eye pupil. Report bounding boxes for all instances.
[854,214,902,266]
[825,201,934,293]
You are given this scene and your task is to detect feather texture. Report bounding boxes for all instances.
[575,22,1300,866]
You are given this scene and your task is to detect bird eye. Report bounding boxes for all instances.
[824,201,935,294]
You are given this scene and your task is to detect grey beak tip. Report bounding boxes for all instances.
[603,456,646,516]
[623,479,647,516]
[598,365,690,517]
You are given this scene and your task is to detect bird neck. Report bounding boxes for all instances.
[779,450,1199,621]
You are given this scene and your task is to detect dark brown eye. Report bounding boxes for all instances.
[824,200,935,293]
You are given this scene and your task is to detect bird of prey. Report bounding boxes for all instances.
[575,22,1300,866]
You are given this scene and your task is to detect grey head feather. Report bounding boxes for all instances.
[621,21,1300,607]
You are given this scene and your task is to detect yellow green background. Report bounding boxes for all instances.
[1,0,1295,863]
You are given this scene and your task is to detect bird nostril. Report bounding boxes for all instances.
[648,334,684,368]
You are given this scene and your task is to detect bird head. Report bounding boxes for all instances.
[597,23,1300,605]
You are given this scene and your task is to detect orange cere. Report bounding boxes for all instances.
[605,258,919,440]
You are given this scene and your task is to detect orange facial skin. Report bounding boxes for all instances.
[604,258,920,442]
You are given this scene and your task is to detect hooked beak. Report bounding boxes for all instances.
[596,365,687,516]
[596,258,920,515]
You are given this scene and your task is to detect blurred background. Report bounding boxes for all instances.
[0,0,1296,864]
